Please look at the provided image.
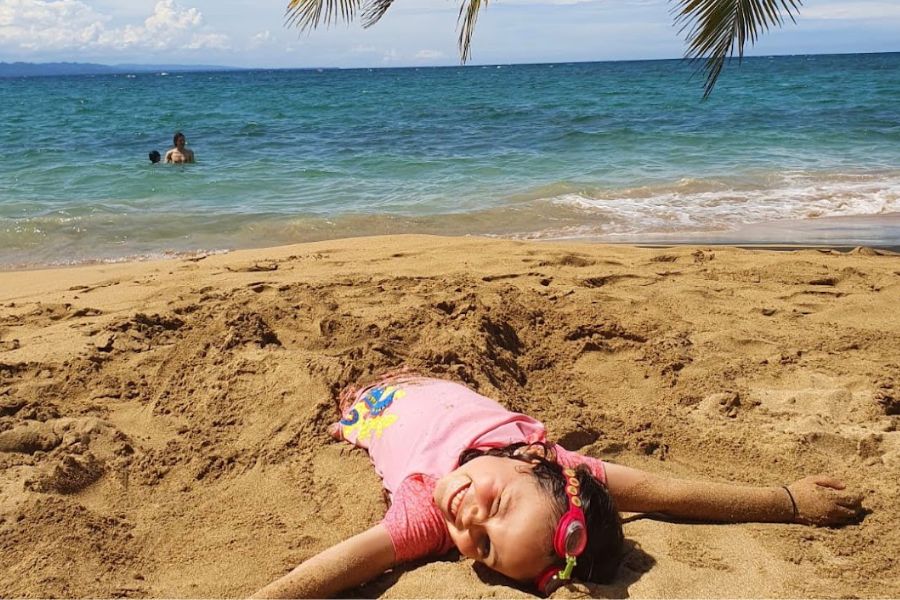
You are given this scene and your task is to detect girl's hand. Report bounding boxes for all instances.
[787,475,864,526]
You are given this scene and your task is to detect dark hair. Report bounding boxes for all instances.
[458,442,624,586]
[148,150,161,163]
[173,131,185,145]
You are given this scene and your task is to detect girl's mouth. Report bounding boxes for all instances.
[447,480,471,522]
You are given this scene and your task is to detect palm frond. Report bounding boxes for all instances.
[457,0,488,63]
[284,0,398,31]
[286,0,489,62]
[285,0,796,97]
[361,0,395,27]
[674,0,802,97]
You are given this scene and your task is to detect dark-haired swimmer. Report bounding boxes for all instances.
[165,131,194,164]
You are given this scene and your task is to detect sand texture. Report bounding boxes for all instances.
[1,235,898,598]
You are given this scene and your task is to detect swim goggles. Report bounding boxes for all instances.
[534,467,588,595]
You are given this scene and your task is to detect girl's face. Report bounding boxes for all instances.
[433,455,559,582]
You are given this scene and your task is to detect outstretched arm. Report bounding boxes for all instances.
[251,524,396,598]
[603,463,863,525]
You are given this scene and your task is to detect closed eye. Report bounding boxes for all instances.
[481,493,504,562]
[491,493,501,517]
[479,535,491,560]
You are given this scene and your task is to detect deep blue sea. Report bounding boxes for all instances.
[1,53,899,267]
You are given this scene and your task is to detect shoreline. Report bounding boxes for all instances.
[4,211,900,273]
[1,234,898,597]
[4,240,899,274]
[4,240,897,274]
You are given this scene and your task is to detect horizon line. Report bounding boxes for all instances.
[3,49,898,75]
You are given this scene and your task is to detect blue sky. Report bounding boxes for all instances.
[1,0,898,67]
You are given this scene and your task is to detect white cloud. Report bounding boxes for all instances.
[187,32,228,50]
[153,0,199,29]
[0,0,230,54]
[250,29,272,46]
[802,1,900,20]
[414,49,444,60]
[350,43,378,54]
[0,0,108,50]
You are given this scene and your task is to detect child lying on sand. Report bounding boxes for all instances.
[252,375,864,598]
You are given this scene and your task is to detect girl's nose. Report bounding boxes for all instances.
[461,485,490,528]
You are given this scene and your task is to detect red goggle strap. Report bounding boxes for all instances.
[537,467,588,594]
[554,468,586,557]
[535,556,578,596]
[562,468,582,507]
[535,566,561,595]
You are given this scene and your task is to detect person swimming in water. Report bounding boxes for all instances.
[165,132,195,164]
[149,150,161,164]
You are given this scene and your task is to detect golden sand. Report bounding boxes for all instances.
[0,235,898,597]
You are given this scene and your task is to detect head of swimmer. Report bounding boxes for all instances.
[173,131,186,150]
[433,442,624,589]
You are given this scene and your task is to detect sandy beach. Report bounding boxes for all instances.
[1,235,898,598]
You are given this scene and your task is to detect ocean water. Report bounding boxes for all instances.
[1,53,899,267]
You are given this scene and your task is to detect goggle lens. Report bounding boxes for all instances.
[564,520,588,556]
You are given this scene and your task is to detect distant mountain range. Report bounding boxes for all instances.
[0,62,244,78]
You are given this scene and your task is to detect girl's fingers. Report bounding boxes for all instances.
[808,506,852,525]
[832,505,860,522]
[812,475,846,490]
[836,493,864,509]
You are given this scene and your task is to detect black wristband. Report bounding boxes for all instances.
[782,485,799,522]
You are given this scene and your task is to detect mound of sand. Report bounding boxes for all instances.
[1,236,898,597]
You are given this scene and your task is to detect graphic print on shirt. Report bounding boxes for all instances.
[340,384,405,442]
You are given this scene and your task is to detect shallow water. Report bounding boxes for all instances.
[1,53,898,267]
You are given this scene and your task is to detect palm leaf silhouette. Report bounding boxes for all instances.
[674,0,802,96]
[284,0,802,95]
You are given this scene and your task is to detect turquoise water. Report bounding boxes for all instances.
[1,53,899,267]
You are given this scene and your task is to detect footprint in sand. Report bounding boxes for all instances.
[25,452,105,494]
[536,253,596,268]
[0,422,62,453]
[0,338,21,351]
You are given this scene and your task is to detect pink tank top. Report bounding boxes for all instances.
[340,377,547,495]
[338,377,609,562]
